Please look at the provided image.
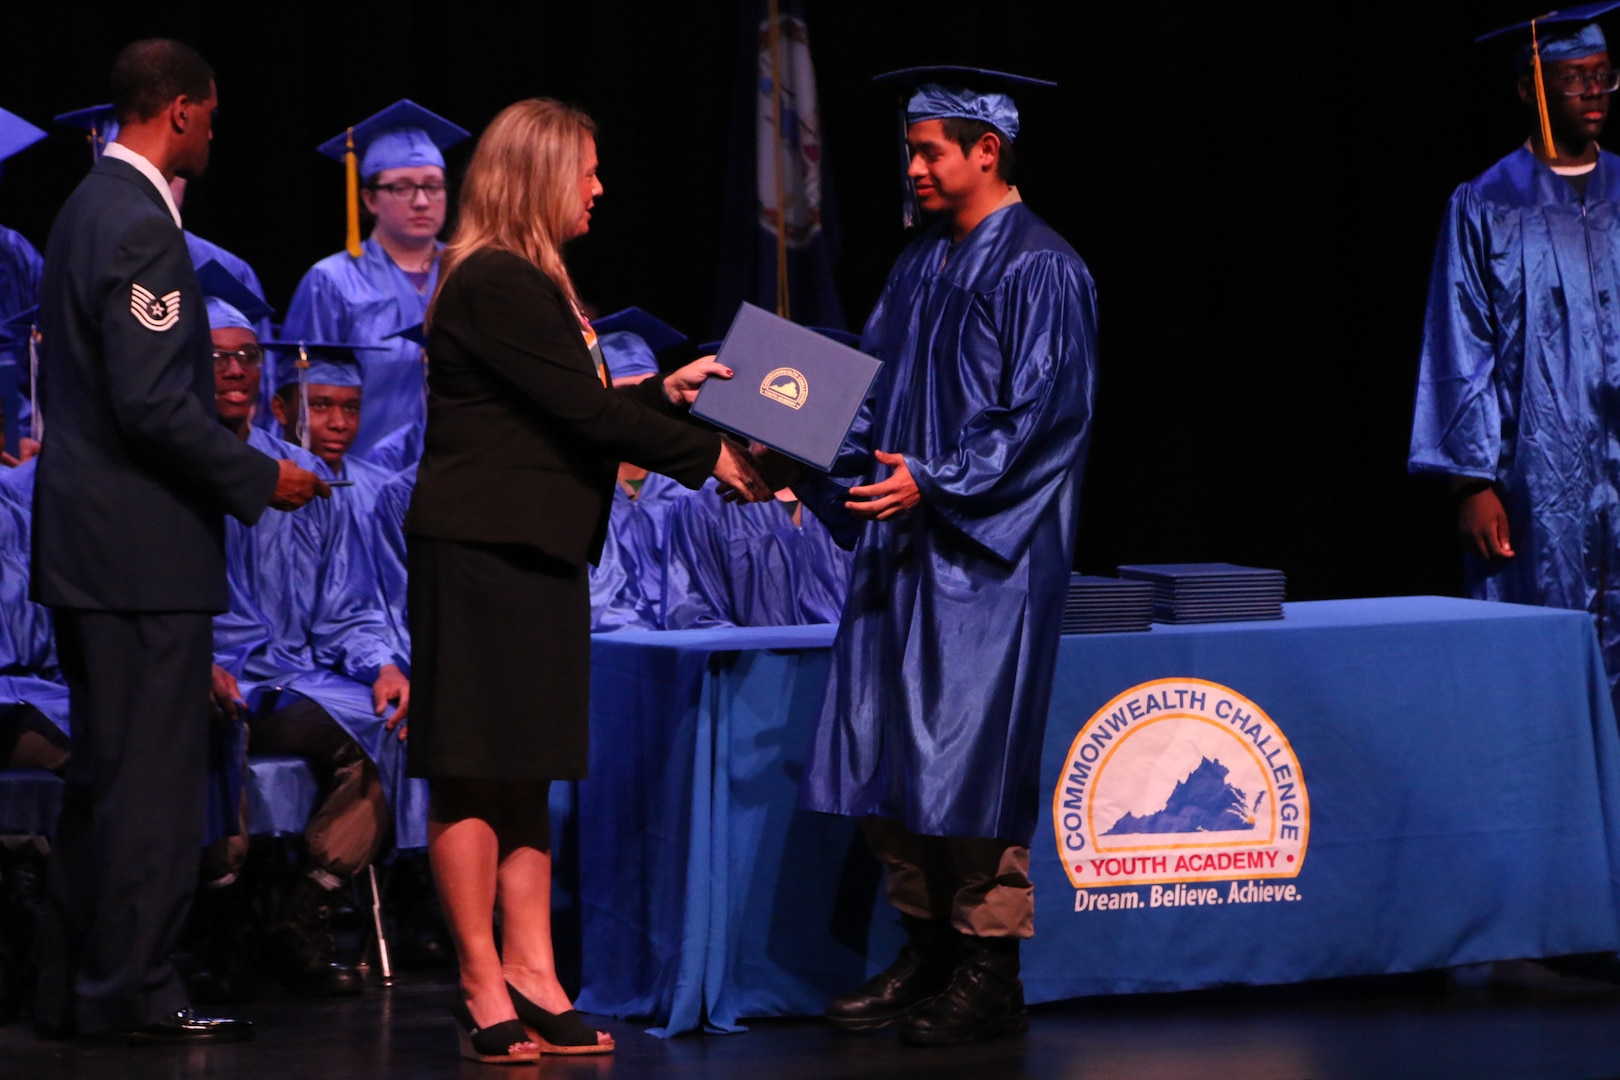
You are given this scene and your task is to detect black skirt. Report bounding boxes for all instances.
[406,536,591,781]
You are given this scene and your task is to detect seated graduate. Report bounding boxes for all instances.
[283,100,470,462]
[0,110,46,466]
[263,340,397,511]
[588,310,692,631]
[193,287,417,1000]
[662,477,853,629]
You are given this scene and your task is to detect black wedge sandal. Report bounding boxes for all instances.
[505,982,614,1055]
[451,997,541,1064]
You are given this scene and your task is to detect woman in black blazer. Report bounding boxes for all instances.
[405,98,767,1063]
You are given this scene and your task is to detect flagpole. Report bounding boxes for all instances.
[767,0,791,319]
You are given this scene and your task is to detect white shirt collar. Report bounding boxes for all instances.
[102,142,183,228]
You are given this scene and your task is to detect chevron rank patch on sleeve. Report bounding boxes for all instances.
[131,282,181,332]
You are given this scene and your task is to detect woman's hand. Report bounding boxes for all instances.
[663,356,734,407]
[714,439,773,502]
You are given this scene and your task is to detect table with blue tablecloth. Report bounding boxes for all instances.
[572,596,1620,1035]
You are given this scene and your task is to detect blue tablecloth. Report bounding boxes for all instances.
[574,597,1620,1034]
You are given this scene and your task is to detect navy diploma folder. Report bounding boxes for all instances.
[691,303,882,471]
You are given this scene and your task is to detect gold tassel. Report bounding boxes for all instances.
[1532,19,1558,161]
[344,128,362,258]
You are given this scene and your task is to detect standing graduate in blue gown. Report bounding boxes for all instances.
[199,292,415,998]
[282,101,469,461]
[588,326,688,631]
[263,341,397,513]
[770,68,1096,1046]
[1410,11,1620,703]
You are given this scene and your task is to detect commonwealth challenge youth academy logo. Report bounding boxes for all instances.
[760,367,808,409]
[1053,678,1309,911]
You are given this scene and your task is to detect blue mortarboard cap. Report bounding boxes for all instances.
[316,99,470,177]
[600,333,660,379]
[874,66,1056,141]
[55,103,120,161]
[0,108,46,166]
[592,307,688,354]
[262,340,375,390]
[197,260,274,330]
[1478,4,1620,65]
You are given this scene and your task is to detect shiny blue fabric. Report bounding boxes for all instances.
[369,464,416,655]
[906,85,1019,139]
[0,471,62,735]
[214,427,425,848]
[1410,146,1620,700]
[662,481,852,629]
[0,226,41,397]
[315,451,396,518]
[282,237,436,458]
[590,471,683,632]
[362,420,423,472]
[796,202,1098,843]
[1522,22,1608,66]
[185,232,272,337]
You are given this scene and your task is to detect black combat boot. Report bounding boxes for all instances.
[898,935,1027,1046]
[826,915,958,1030]
[265,874,364,997]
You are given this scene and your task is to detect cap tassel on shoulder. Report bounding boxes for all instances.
[344,128,362,259]
[295,344,313,451]
[1531,18,1560,159]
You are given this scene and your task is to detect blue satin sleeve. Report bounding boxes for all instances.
[909,252,1097,565]
[1409,185,1502,481]
[276,267,351,400]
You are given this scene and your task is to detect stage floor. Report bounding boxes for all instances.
[3,965,1620,1080]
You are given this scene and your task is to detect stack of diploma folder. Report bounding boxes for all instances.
[1115,563,1287,624]
[1062,575,1155,634]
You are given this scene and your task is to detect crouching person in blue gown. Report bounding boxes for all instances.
[761,69,1097,1046]
[191,293,414,1000]
[662,480,851,629]
[589,328,686,631]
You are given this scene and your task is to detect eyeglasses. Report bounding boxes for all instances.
[212,346,263,370]
[369,180,448,201]
[1550,68,1620,96]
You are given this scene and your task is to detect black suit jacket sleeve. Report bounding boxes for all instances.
[100,215,279,524]
[452,253,719,480]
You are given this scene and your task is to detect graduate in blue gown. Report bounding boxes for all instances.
[0,479,69,768]
[263,341,397,512]
[588,324,688,631]
[282,101,469,460]
[1410,11,1620,702]
[200,292,416,997]
[0,109,46,462]
[771,68,1096,1045]
[370,464,416,653]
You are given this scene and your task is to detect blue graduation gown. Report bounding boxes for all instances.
[1410,147,1620,695]
[590,471,684,632]
[0,225,41,324]
[283,238,436,459]
[0,226,42,424]
[0,477,65,736]
[662,481,851,629]
[361,420,423,473]
[370,464,416,655]
[215,428,425,848]
[315,451,396,518]
[796,201,1098,844]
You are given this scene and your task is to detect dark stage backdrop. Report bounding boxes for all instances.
[0,1,1557,600]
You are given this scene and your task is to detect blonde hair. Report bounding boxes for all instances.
[430,98,597,323]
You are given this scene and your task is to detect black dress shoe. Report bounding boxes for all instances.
[826,916,957,1030]
[126,1009,255,1045]
[899,937,1027,1047]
